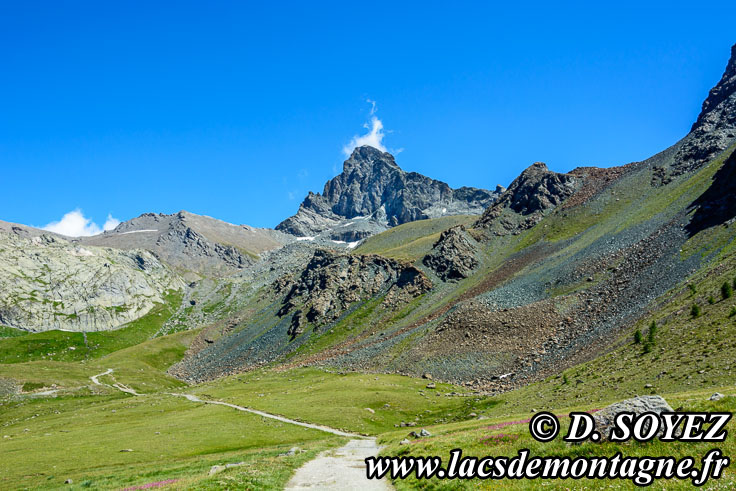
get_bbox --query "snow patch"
[347,241,360,249]
[118,229,159,235]
[296,236,315,241]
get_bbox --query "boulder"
[593,395,673,441]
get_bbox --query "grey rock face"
[0,231,183,332]
[277,249,432,336]
[277,146,501,240]
[475,162,579,234]
[673,44,736,175]
[593,395,674,441]
[422,226,479,281]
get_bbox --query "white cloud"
[103,214,120,231]
[342,100,388,156]
[42,209,120,237]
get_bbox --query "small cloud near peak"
[342,100,388,156]
[42,209,120,237]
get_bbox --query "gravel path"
[168,392,360,438]
[285,438,392,490]
[89,368,143,396]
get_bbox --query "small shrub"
[688,284,697,295]
[691,304,701,318]
[562,374,568,385]
[647,321,657,345]
[729,306,736,318]
[722,281,733,300]
[634,329,643,344]
[642,342,653,354]
[21,382,45,392]
[708,296,715,305]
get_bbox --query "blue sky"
[1,2,735,233]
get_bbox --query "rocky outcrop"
[0,232,183,332]
[82,211,288,276]
[475,162,579,234]
[277,146,501,240]
[277,249,432,335]
[422,226,479,281]
[672,44,736,175]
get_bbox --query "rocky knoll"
[277,146,501,240]
[0,231,182,332]
[277,249,432,336]
[82,211,288,277]
[672,43,736,175]
[474,162,579,235]
[422,226,480,281]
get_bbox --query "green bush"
[722,281,733,300]
[634,329,643,344]
[730,306,736,318]
[708,296,715,305]
[688,284,697,295]
[642,342,653,354]
[691,304,701,318]
[647,321,657,344]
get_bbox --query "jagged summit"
[673,43,736,174]
[277,145,503,241]
[691,43,736,132]
[341,145,400,173]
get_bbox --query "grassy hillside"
[0,391,342,489]
[355,215,475,261]
[191,367,500,435]
[0,291,182,364]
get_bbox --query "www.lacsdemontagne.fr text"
[366,448,729,486]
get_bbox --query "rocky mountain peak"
[673,44,736,175]
[277,147,502,240]
[342,145,400,173]
[692,43,736,132]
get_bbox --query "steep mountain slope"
[174,44,736,389]
[82,211,289,277]
[0,231,183,332]
[277,146,503,241]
